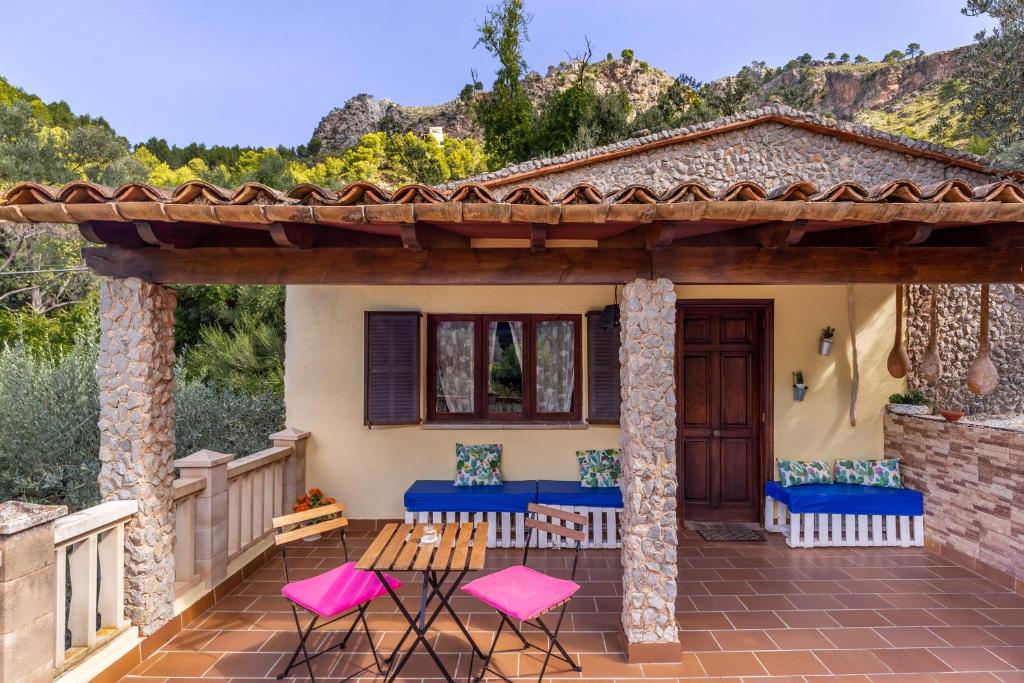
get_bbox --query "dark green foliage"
[473,0,536,167]
[533,78,631,156]
[173,284,284,352]
[883,49,906,62]
[175,379,285,458]
[766,68,820,110]
[905,43,925,59]
[957,0,1024,165]
[889,390,930,405]
[855,54,870,63]
[620,48,634,62]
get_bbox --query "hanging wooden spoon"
[887,284,911,378]
[919,285,943,382]
[967,284,998,395]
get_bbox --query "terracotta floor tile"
[767,627,833,650]
[876,608,944,626]
[987,626,1024,646]
[677,611,732,630]
[679,629,722,651]
[755,649,830,675]
[200,629,273,652]
[814,649,891,675]
[831,610,893,628]
[777,610,841,628]
[711,629,776,651]
[724,610,787,629]
[696,651,768,677]
[820,627,891,649]
[982,609,1024,626]
[135,652,220,677]
[989,646,1024,669]
[872,647,952,674]
[930,608,999,626]
[691,594,746,611]
[641,652,705,678]
[740,594,796,611]
[932,625,1007,646]
[876,626,948,648]
[930,646,1016,672]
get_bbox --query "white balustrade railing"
[226,446,290,561]
[53,499,138,672]
[172,477,206,588]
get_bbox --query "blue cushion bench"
[764,481,924,548]
[403,479,537,513]
[403,479,623,549]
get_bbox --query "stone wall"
[884,414,1024,589]
[618,278,679,654]
[495,121,996,196]
[906,284,1024,416]
[97,278,177,635]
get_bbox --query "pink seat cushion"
[461,565,580,622]
[281,561,401,618]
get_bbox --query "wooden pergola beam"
[82,245,1024,285]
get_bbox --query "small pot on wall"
[793,384,809,401]
[819,327,835,356]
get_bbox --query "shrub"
[0,335,285,511]
[888,390,929,405]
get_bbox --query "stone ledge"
[893,411,1024,435]
[0,501,66,535]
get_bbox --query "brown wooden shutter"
[586,311,621,424]
[364,311,421,426]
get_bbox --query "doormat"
[697,526,766,542]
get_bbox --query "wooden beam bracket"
[269,222,316,249]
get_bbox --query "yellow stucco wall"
[284,284,904,518]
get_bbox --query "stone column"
[174,450,232,589]
[0,501,66,683]
[272,428,310,510]
[97,278,176,636]
[618,278,680,662]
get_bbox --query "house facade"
[1,104,1022,676]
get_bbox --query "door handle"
[712,429,721,438]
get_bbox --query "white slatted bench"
[403,480,623,549]
[763,481,924,548]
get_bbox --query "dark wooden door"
[677,303,764,522]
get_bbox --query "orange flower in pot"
[293,487,337,541]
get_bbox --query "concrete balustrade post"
[97,277,177,636]
[0,501,66,683]
[271,428,311,511]
[617,278,680,663]
[174,450,232,589]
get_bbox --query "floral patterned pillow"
[834,459,873,484]
[454,443,503,486]
[576,449,622,487]
[777,459,832,487]
[867,458,903,488]
[803,460,834,484]
[777,459,809,487]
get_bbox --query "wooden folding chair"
[461,503,586,682]
[272,503,400,682]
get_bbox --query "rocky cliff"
[311,48,970,157]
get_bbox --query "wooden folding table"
[356,522,488,683]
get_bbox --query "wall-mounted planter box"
[887,403,929,416]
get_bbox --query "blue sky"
[0,1,994,148]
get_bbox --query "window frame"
[426,313,582,422]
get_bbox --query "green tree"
[854,54,870,63]
[63,124,133,182]
[620,48,634,62]
[825,52,837,63]
[839,53,851,64]
[473,0,536,167]
[957,0,1024,165]
[883,49,906,62]
[0,101,74,186]
[905,42,925,59]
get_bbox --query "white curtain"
[536,321,575,413]
[436,321,474,413]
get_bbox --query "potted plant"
[819,326,836,356]
[887,390,931,416]
[793,371,808,401]
[293,487,337,541]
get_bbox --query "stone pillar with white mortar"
[618,278,680,662]
[97,277,177,636]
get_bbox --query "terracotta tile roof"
[1,178,1022,229]
[443,104,1022,189]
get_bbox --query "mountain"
[310,47,972,158]
[311,57,675,157]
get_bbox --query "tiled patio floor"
[124,524,1024,682]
